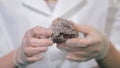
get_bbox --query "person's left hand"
[56,24,110,62]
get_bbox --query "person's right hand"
[14,26,53,67]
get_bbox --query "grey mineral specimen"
[51,18,79,43]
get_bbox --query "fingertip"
[66,54,89,62]
[46,28,53,37]
[39,47,48,52]
[66,55,75,62]
[66,38,78,44]
[44,39,53,46]
[27,56,43,62]
[66,53,71,58]
[66,38,88,47]
[66,55,71,60]
[74,24,94,34]
[49,40,54,46]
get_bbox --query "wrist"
[97,42,117,61]
[96,42,120,68]
[14,48,28,68]
[95,41,110,60]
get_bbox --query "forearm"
[97,42,120,68]
[0,50,18,68]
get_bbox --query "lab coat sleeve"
[0,11,14,57]
[109,5,120,51]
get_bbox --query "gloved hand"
[14,26,53,67]
[57,24,110,62]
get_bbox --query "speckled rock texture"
[51,18,79,43]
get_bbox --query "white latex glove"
[57,24,110,62]
[14,26,53,67]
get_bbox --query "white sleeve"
[109,5,120,51]
[0,11,14,57]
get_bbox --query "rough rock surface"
[51,18,79,43]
